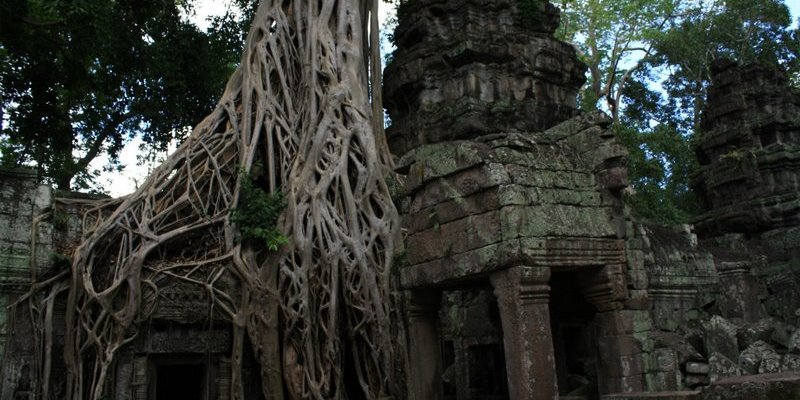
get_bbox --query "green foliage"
[648,0,799,131]
[556,0,798,224]
[232,173,288,252]
[556,0,682,117]
[615,122,700,225]
[0,0,246,190]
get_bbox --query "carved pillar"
[217,356,232,400]
[491,265,557,400]
[584,264,648,394]
[132,355,148,400]
[405,290,443,400]
[716,261,765,322]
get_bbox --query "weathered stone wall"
[695,59,800,235]
[384,0,586,156]
[0,168,54,400]
[627,222,800,394]
[396,112,627,288]
[0,169,247,400]
[614,59,800,397]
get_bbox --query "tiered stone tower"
[384,0,586,155]
[694,59,800,235]
[385,1,650,398]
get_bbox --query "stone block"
[626,266,649,290]
[703,315,740,361]
[770,320,795,349]
[407,163,508,212]
[737,318,777,349]
[619,374,646,392]
[405,211,501,265]
[708,352,743,383]
[759,349,782,374]
[598,335,643,359]
[684,374,709,388]
[650,348,679,373]
[651,331,705,365]
[648,370,682,392]
[597,310,652,337]
[625,290,651,310]
[700,372,800,400]
[685,362,710,375]
[739,341,775,374]
[781,353,800,372]
[500,204,616,240]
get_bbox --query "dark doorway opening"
[155,362,206,400]
[550,271,599,399]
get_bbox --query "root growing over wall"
[11,1,399,399]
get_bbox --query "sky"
[95,0,800,197]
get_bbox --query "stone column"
[716,261,765,322]
[132,355,148,400]
[595,310,648,393]
[405,290,443,400]
[580,264,649,394]
[490,265,558,400]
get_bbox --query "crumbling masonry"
[383,0,800,399]
[2,0,800,399]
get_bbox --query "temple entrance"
[439,290,508,400]
[150,356,211,400]
[550,271,599,399]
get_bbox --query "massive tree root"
[13,0,399,399]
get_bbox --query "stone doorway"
[149,356,214,400]
[439,290,508,400]
[550,271,600,399]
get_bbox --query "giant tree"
[620,0,800,223]
[12,0,398,399]
[555,0,683,122]
[0,0,242,190]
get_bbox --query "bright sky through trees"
[93,0,393,196]
[95,0,800,197]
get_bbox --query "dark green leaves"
[231,174,288,252]
[0,0,247,190]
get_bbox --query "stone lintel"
[401,237,624,289]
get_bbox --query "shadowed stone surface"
[694,60,800,235]
[700,372,800,400]
[384,0,586,156]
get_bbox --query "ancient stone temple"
[694,59,800,235]
[385,0,647,398]
[0,169,262,400]
[4,1,800,400]
[384,2,800,400]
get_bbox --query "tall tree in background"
[556,0,682,123]
[652,0,799,133]
[623,0,799,223]
[557,0,799,223]
[0,0,244,190]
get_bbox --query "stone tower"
[384,0,587,155]
[695,59,800,235]
[385,1,646,399]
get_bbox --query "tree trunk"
[17,1,399,400]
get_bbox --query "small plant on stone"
[231,171,288,252]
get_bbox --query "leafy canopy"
[558,0,799,224]
[0,0,247,190]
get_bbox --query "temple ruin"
[2,0,800,399]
